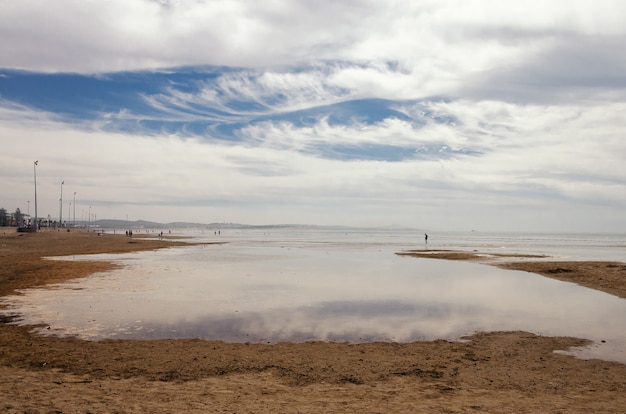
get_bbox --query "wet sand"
[1,231,625,413]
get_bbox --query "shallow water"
[2,228,626,363]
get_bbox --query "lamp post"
[33,161,38,232]
[59,181,64,227]
[73,192,76,227]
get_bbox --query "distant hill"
[84,219,244,229]
[77,220,400,232]
[81,219,339,230]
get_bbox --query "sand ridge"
[398,249,626,298]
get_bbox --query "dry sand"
[1,231,625,413]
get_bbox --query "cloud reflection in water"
[2,234,626,363]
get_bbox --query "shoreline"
[1,230,625,412]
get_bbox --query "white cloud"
[4,95,625,232]
[3,1,625,101]
[2,1,626,231]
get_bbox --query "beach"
[1,231,625,413]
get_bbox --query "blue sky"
[1,0,625,232]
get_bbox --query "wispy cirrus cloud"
[1,93,625,230]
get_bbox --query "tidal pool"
[2,229,625,363]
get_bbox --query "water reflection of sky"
[2,230,626,363]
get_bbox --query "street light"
[59,180,64,227]
[73,192,76,227]
[33,161,38,232]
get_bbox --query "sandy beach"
[1,231,625,413]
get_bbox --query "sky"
[1,0,625,232]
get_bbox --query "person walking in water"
[425,233,428,248]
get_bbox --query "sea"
[2,227,625,363]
